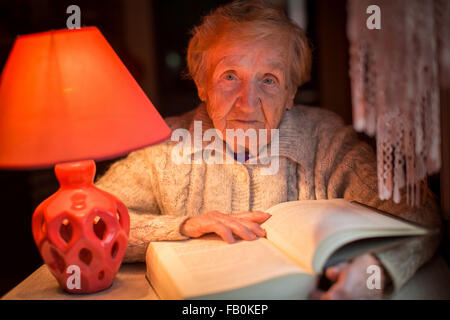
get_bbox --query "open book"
[145,199,432,299]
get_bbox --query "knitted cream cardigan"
[95,103,441,294]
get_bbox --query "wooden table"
[3,255,450,300]
[1,263,158,300]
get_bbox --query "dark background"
[0,0,444,297]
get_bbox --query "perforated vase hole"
[93,216,106,240]
[116,209,121,225]
[50,247,66,273]
[111,241,119,259]
[79,248,93,266]
[40,217,47,234]
[59,219,73,243]
[98,270,105,280]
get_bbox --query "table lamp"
[0,27,171,293]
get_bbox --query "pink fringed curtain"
[347,0,449,206]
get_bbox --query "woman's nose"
[236,81,261,111]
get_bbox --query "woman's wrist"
[179,217,192,237]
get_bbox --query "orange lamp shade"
[0,27,171,294]
[0,27,171,169]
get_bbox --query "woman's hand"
[180,210,271,243]
[309,253,390,300]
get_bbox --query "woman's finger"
[236,219,266,237]
[222,218,257,241]
[210,221,235,243]
[213,213,259,240]
[325,262,349,282]
[320,280,349,300]
[234,211,271,224]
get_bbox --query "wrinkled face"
[199,36,297,153]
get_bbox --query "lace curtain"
[347,0,449,206]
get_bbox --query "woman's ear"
[286,87,298,110]
[197,87,206,101]
[196,80,207,102]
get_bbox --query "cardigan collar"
[183,103,312,165]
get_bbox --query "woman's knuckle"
[213,220,223,229]
[250,221,261,229]
[203,212,213,219]
[236,222,250,233]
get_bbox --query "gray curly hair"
[186,0,312,94]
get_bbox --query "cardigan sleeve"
[315,122,442,296]
[95,146,189,263]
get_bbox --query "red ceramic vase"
[32,160,130,293]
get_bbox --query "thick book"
[145,199,433,299]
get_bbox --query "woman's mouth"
[231,120,260,125]
[226,119,265,131]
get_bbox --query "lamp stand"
[31,160,130,293]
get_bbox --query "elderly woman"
[95,0,441,299]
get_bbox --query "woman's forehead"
[215,54,285,71]
[210,39,288,70]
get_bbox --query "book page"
[262,199,426,273]
[146,235,308,299]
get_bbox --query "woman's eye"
[224,74,236,81]
[263,77,275,85]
